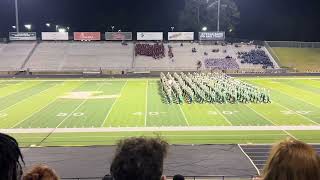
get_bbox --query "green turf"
[272,47,320,71]
[0,77,319,147]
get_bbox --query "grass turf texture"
[0,77,319,147]
[272,48,320,72]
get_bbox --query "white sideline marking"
[178,105,190,126]
[0,83,60,113]
[2,126,320,134]
[101,81,128,127]
[144,80,148,127]
[238,144,261,175]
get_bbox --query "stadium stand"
[238,49,274,69]
[133,42,202,71]
[25,42,133,72]
[135,43,165,59]
[0,42,36,71]
[204,58,239,70]
[0,41,278,73]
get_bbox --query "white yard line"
[273,101,320,125]
[101,81,128,127]
[245,104,278,126]
[245,104,299,139]
[265,84,320,109]
[56,83,105,129]
[178,104,190,126]
[282,130,298,140]
[0,83,60,113]
[144,80,148,127]
[238,144,261,175]
[11,82,84,128]
[211,104,233,125]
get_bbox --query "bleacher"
[25,42,133,72]
[0,42,36,71]
[0,41,280,73]
[133,42,201,71]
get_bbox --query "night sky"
[0,0,320,41]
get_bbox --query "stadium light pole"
[170,26,175,32]
[217,0,221,31]
[14,0,20,32]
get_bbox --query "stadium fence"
[60,175,257,180]
[266,41,320,48]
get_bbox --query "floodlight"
[58,28,66,33]
[24,24,32,30]
[202,26,208,31]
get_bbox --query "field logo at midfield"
[60,91,120,100]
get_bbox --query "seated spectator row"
[135,43,165,59]
[205,58,240,70]
[1,132,320,180]
[238,50,274,69]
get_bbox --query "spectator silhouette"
[0,133,24,180]
[110,137,169,180]
[262,138,320,180]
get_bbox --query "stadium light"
[202,26,208,31]
[111,26,115,32]
[58,28,66,33]
[170,26,175,32]
[12,26,16,29]
[118,29,122,32]
[46,23,51,27]
[24,24,32,31]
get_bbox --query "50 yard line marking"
[144,80,148,127]
[101,81,128,127]
[57,82,105,128]
[11,82,85,128]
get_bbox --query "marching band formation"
[160,72,271,104]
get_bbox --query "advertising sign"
[168,32,194,40]
[9,32,37,41]
[199,32,225,41]
[74,32,101,41]
[105,32,132,41]
[137,32,163,41]
[41,32,68,40]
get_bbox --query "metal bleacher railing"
[60,175,257,180]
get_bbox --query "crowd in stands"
[1,132,320,180]
[238,50,274,69]
[205,58,240,70]
[135,43,165,59]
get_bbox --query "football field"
[1,77,320,147]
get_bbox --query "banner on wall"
[105,32,132,41]
[74,32,101,41]
[41,32,68,40]
[168,32,194,40]
[137,32,163,41]
[199,32,225,41]
[9,32,37,41]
